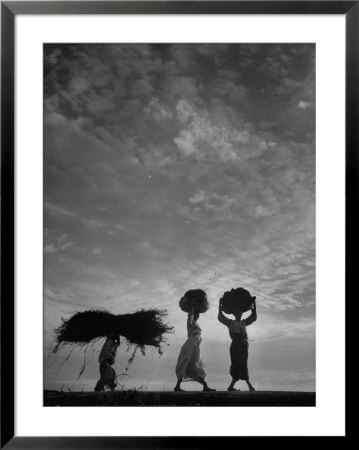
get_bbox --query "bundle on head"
[220,287,255,314]
[53,308,173,354]
[179,289,209,314]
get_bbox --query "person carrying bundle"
[174,289,215,392]
[218,288,257,392]
[94,332,120,392]
[53,308,173,386]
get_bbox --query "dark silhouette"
[94,332,120,392]
[174,299,215,392]
[218,295,257,391]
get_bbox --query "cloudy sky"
[44,44,315,392]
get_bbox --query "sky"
[44,44,315,392]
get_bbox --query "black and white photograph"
[43,43,315,407]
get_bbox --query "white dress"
[175,314,206,381]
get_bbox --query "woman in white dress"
[174,307,215,392]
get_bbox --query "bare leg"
[227,378,240,391]
[94,364,106,392]
[109,366,117,391]
[198,377,216,392]
[246,379,255,391]
[94,380,104,392]
[174,378,184,391]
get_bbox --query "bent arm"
[99,338,113,363]
[244,303,257,326]
[218,309,231,326]
[187,309,194,327]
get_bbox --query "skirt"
[230,335,249,381]
[175,335,206,381]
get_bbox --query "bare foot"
[249,386,255,392]
[203,386,216,392]
[174,386,185,392]
[227,387,240,391]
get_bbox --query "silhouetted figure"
[174,306,215,392]
[218,298,257,391]
[94,332,120,392]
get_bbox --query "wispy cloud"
[44,44,315,392]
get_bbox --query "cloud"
[174,100,267,163]
[298,100,311,110]
[45,202,105,230]
[144,98,173,122]
[45,233,73,254]
[43,44,315,392]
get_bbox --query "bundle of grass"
[179,289,209,313]
[53,308,173,355]
[220,287,256,314]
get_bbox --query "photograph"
[43,43,316,407]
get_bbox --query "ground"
[44,390,315,406]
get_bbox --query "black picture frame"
[1,1,355,447]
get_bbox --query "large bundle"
[53,308,173,354]
[179,289,209,314]
[220,287,256,314]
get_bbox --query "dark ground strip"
[44,390,315,406]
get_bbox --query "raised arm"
[99,337,113,362]
[244,298,257,326]
[187,306,194,327]
[218,300,231,326]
